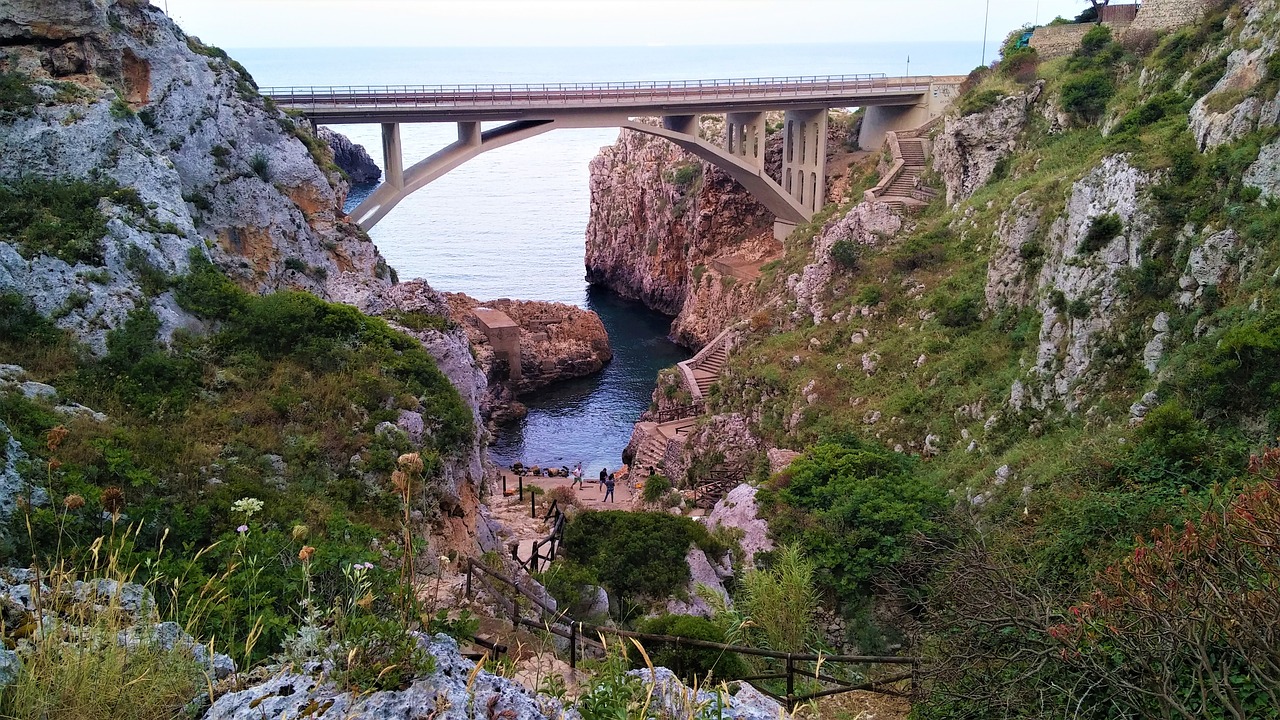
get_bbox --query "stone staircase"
[631,418,698,474]
[677,327,733,403]
[874,137,928,211]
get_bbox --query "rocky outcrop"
[443,293,612,397]
[0,0,390,352]
[934,82,1043,205]
[665,546,733,618]
[787,200,901,325]
[204,634,568,720]
[985,155,1154,412]
[318,126,382,184]
[357,280,492,555]
[631,668,785,720]
[663,413,763,485]
[585,122,777,329]
[707,484,773,570]
[1187,0,1280,149]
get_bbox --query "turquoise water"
[231,43,981,467]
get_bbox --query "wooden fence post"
[531,490,537,518]
[518,475,524,500]
[465,560,472,599]
[786,653,795,711]
[570,622,578,670]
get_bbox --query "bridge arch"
[346,116,810,232]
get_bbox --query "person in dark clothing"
[599,467,608,490]
[603,472,616,502]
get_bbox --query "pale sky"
[158,0,1086,49]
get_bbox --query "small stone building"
[1029,0,1212,60]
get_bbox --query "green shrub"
[124,246,169,297]
[830,239,859,271]
[640,473,672,503]
[634,614,747,683]
[249,152,271,181]
[562,511,719,602]
[892,234,947,272]
[758,438,943,603]
[538,560,603,618]
[1061,70,1116,123]
[856,285,883,306]
[109,97,134,120]
[0,292,62,346]
[1178,312,1280,427]
[664,161,702,189]
[0,71,38,114]
[935,294,983,329]
[0,178,120,265]
[1079,213,1123,253]
[959,89,1005,117]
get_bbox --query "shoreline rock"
[317,126,382,184]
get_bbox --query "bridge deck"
[265,74,933,124]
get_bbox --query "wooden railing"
[652,403,702,424]
[462,557,921,710]
[691,466,748,509]
[511,497,567,574]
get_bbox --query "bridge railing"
[262,73,932,109]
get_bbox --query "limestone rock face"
[984,193,1044,311]
[585,122,777,344]
[707,484,774,570]
[663,413,762,486]
[630,668,784,720]
[1188,0,1280,149]
[665,546,731,618]
[444,293,612,397]
[1245,140,1280,199]
[0,0,390,351]
[787,200,900,325]
[203,635,570,720]
[934,82,1043,205]
[358,280,491,554]
[318,126,382,184]
[1019,156,1154,411]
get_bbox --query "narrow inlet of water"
[488,285,690,473]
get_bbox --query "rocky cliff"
[0,0,391,353]
[318,126,382,184]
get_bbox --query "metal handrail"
[261,73,931,110]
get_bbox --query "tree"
[1079,0,1111,23]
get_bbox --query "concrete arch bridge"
[266,74,962,237]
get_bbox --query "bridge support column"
[782,109,828,215]
[458,121,481,147]
[662,115,698,136]
[725,112,765,169]
[381,122,404,190]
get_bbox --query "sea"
[230,43,986,471]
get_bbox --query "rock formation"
[441,293,612,423]
[318,126,382,184]
[0,0,390,352]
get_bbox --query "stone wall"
[1030,24,1097,59]
[1128,0,1212,34]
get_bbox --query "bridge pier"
[662,115,698,136]
[458,121,481,147]
[381,122,404,190]
[782,109,828,215]
[725,112,765,169]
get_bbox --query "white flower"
[232,497,264,517]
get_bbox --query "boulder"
[317,127,382,184]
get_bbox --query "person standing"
[571,464,583,489]
[604,472,616,503]
[599,467,608,492]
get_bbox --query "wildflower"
[356,592,374,610]
[292,524,309,541]
[237,524,249,534]
[101,487,125,514]
[362,562,375,570]
[299,546,316,563]
[438,555,450,564]
[63,494,86,510]
[232,497,264,517]
[397,452,424,474]
[47,458,63,471]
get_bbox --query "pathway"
[874,136,929,212]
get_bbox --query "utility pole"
[981,0,992,66]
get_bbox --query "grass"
[0,178,143,266]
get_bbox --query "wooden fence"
[510,498,567,574]
[462,558,920,710]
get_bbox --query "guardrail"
[462,557,921,710]
[262,73,932,110]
